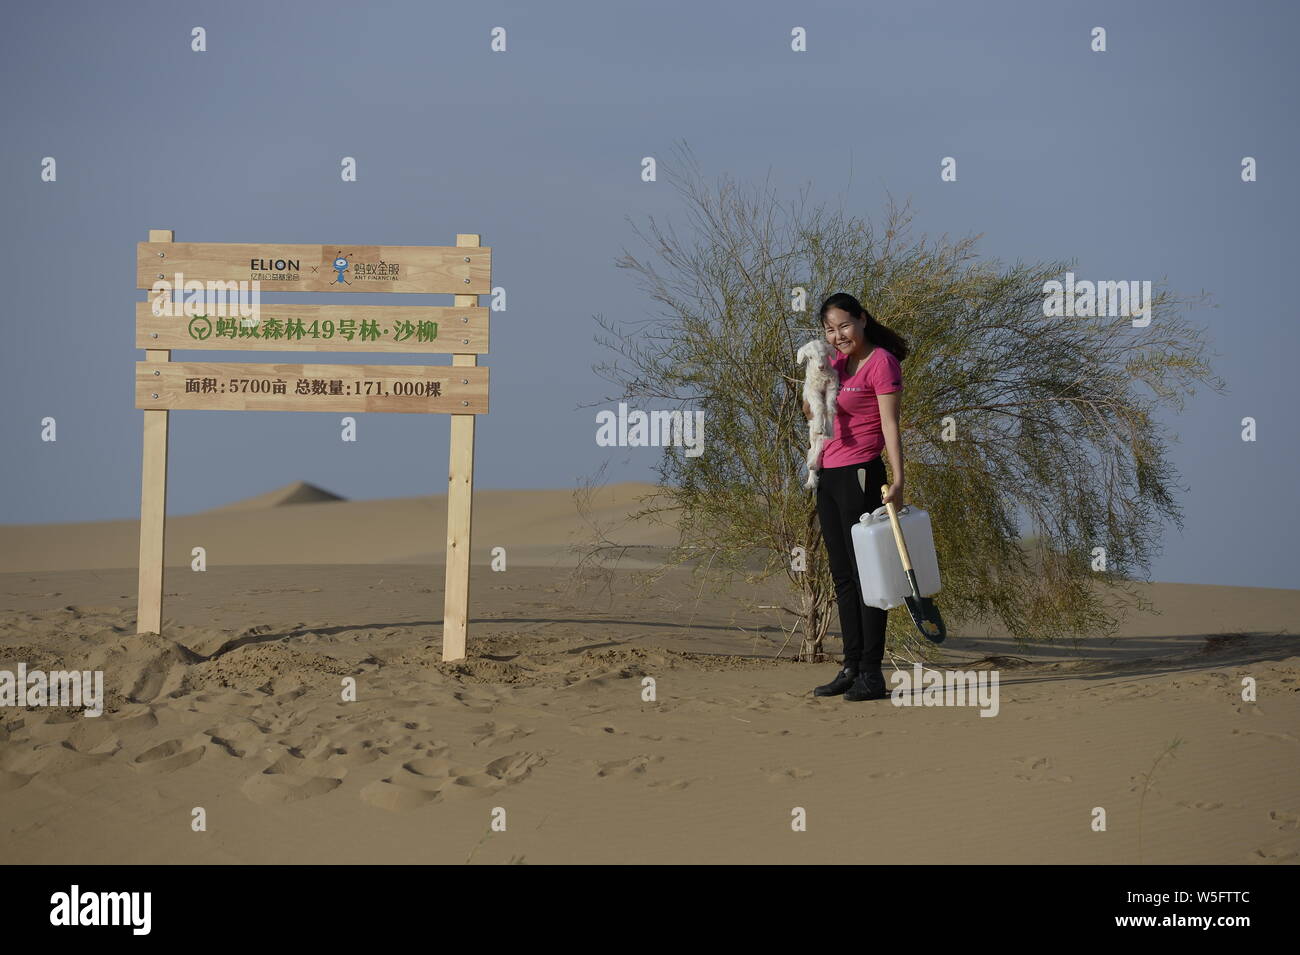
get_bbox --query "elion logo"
[49,886,151,935]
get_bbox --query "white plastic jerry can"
[850,504,942,610]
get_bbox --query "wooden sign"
[135,302,490,354]
[135,230,488,663]
[138,242,491,294]
[135,361,489,414]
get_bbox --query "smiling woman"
[805,292,910,703]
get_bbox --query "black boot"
[844,666,888,702]
[813,665,859,697]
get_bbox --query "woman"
[802,293,909,702]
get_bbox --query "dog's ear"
[798,339,822,360]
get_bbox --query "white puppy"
[796,339,840,489]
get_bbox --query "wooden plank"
[136,361,488,414]
[138,242,490,294]
[442,234,480,663]
[135,301,490,354]
[137,229,172,636]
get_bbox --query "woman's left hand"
[881,482,906,510]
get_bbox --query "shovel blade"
[904,595,946,644]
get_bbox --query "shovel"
[880,484,946,643]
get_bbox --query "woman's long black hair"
[818,292,909,363]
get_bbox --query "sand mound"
[208,481,346,511]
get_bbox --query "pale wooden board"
[135,361,489,414]
[136,301,490,354]
[137,242,491,294]
[442,234,481,662]
[137,229,172,636]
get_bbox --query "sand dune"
[0,481,672,573]
[205,481,347,511]
[0,484,1296,864]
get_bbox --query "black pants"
[816,456,889,671]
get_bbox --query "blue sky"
[2,0,1297,589]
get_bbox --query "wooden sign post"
[135,230,490,662]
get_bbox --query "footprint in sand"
[1011,755,1074,784]
[352,738,450,767]
[864,768,907,780]
[25,711,80,743]
[105,708,161,739]
[358,777,441,812]
[65,719,121,756]
[198,720,269,758]
[131,739,206,775]
[240,751,346,805]
[280,736,341,760]
[187,690,262,714]
[453,752,545,793]
[568,722,620,738]
[201,733,248,759]
[1268,810,1299,832]
[1231,728,1297,744]
[1250,841,1298,862]
[356,717,434,736]
[6,741,113,776]
[1174,800,1225,812]
[329,746,385,767]
[471,722,533,747]
[760,766,815,783]
[452,690,498,713]
[0,769,35,791]
[592,754,664,779]
[359,751,546,812]
[270,687,311,704]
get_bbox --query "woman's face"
[822,307,864,355]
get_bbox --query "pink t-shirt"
[819,345,903,468]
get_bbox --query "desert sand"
[0,481,1296,864]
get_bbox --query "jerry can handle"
[860,504,909,523]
